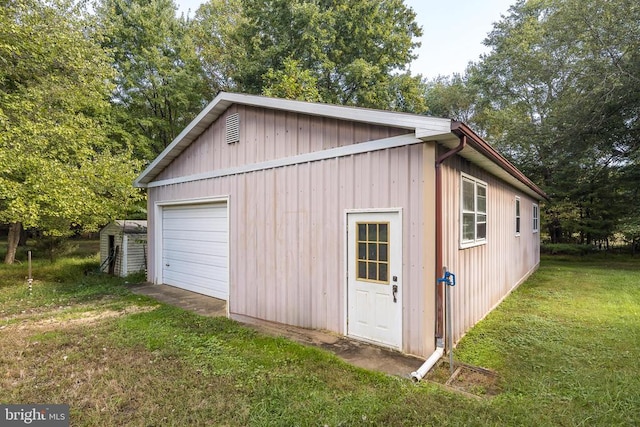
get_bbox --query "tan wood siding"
[100,223,124,275]
[125,234,147,275]
[440,152,541,345]
[148,143,433,357]
[154,106,410,181]
[99,228,110,269]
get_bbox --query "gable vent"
[226,113,240,144]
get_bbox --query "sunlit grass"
[456,255,640,425]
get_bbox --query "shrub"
[540,243,595,255]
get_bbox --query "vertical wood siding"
[148,142,432,357]
[440,153,541,344]
[125,234,148,275]
[100,223,123,275]
[154,106,410,181]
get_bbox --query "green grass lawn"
[1,251,639,426]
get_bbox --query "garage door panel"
[162,239,227,255]
[165,261,227,281]
[162,249,226,267]
[163,271,227,299]
[163,206,227,219]
[163,254,226,271]
[162,217,226,232]
[163,229,227,243]
[161,203,229,300]
[164,268,227,285]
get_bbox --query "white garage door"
[161,203,228,300]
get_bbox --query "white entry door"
[347,211,402,349]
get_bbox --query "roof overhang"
[422,122,548,201]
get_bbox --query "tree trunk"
[4,222,22,264]
[18,226,28,246]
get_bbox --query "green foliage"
[191,0,247,93]
[194,0,425,111]
[262,58,321,102]
[424,71,483,125]
[540,243,595,255]
[32,237,78,262]
[0,0,142,242]
[429,0,640,243]
[96,0,211,160]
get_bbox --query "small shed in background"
[99,220,147,277]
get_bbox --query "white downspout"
[410,340,444,382]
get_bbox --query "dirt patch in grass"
[1,301,157,328]
[0,304,159,390]
[425,360,501,399]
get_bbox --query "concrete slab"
[130,284,227,317]
[130,284,424,379]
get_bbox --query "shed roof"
[134,92,547,201]
[108,220,147,234]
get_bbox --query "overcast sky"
[175,0,515,80]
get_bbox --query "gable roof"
[134,92,547,200]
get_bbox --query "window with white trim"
[515,197,521,235]
[533,204,539,233]
[461,174,487,247]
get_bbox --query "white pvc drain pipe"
[410,345,444,382]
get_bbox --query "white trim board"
[144,132,448,189]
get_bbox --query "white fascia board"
[415,128,455,141]
[224,93,452,131]
[134,92,232,187]
[146,132,435,188]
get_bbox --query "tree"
[466,0,640,243]
[262,57,322,102]
[193,0,426,112]
[424,70,487,128]
[0,0,142,264]
[190,0,247,93]
[96,0,211,161]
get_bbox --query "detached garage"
[134,92,547,362]
[157,202,229,300]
